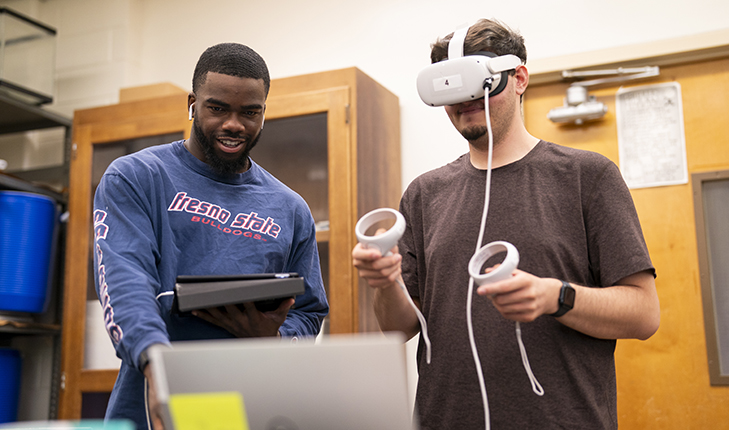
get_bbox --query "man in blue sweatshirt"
[93,43,329,429]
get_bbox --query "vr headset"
[416,25,523,107]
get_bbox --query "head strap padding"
[448,26,469,60]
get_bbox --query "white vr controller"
[416,25,522,107]
[468,241,519,286]
[355,208,406,256]
[356,208,433,364]
[356,208,518,285]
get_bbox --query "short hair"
[192,43,270,96]
[430,19,527,66]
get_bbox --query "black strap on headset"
[470,51,510,97]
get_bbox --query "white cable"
[156,291,174,300]
[467,80,544,430]
[397,278,432,364]
[145,377,152,430]
[467,86,495,430]
[467,275,491,429]
[516,322,545,396]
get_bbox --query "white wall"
[3,0,729,187]
[0,0,142,171]
[133,0,729,188]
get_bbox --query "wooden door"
[523,56,729,429]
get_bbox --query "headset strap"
[448,25,469,60]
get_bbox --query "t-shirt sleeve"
[583,161,655,287]
[399,182,422,299]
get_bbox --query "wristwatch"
[550,280,575,317]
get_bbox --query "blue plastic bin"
[0,191,57,313]
[0,348,21,423]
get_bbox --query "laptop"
[148,332,418,430]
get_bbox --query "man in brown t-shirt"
[353,18,659,430]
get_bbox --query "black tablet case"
[173,273,305,313]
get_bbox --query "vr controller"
[416,26,522,107]
[468,241,519,286]
[355,208,406,256]
[356,208,433,364]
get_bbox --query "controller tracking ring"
[355,208,406,256]
[468,241,519,286]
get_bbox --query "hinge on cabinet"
[71,143,78,161]
[345,104,351,124]
[60,372,66,390]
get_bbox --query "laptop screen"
[149,333,418,430]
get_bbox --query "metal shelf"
[0,93,70,421]
[0,92,71,198]
[0,318,61,335]
[0,92,70,135]
[0,172,65,202]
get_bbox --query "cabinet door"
[259,87,354,334]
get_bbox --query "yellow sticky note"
[169,391,249,430]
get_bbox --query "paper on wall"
[616,82,688,189]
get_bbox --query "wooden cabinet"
[58,68,401,418]
[264,67,402,334]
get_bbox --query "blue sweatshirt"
[93,140,329,429]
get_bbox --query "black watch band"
[549,280,575,317]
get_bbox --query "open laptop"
[149,333,418,430]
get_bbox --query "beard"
[193,119,262,176]
[462,94,516,150]
[460,125,488,142]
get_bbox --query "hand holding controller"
[468,241,519,285]
[355,208,406,256]
[355,208,432,363]
[468,240,544,398]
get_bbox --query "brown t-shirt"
[400,141,654,430]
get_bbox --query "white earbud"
[188,103,194,121]
[468,241,519,285]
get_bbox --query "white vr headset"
[416,25,522,107]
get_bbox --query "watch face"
[563,285,576,308]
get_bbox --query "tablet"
[172,273,304,313]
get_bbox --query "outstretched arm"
[476,269,659,340]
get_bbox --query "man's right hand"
[352,235,421,338]
[192,298,294,338]
[352,228,403,290]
